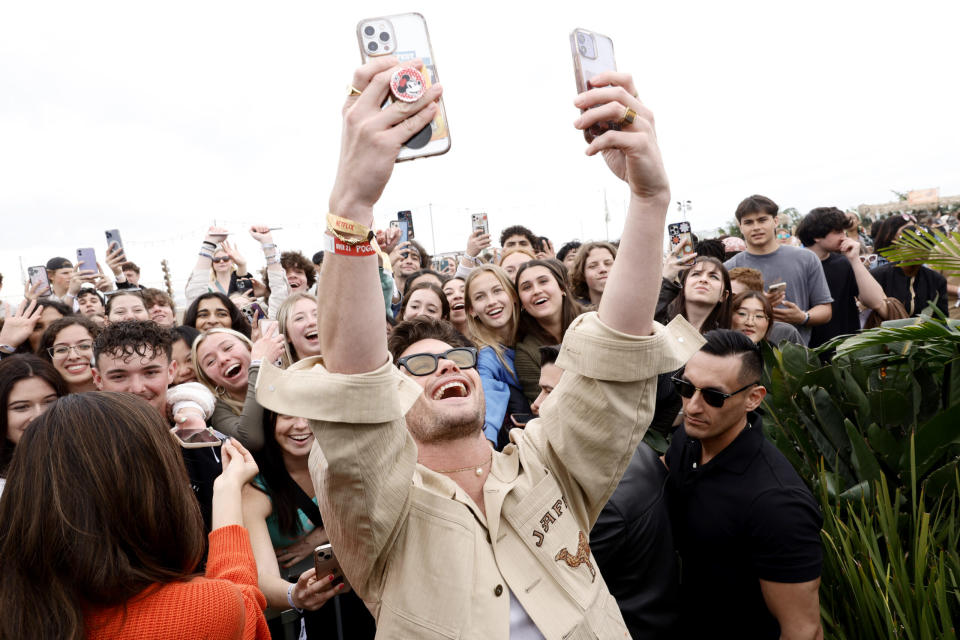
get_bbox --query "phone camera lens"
[364,25,375,36]
[579,45,587,55]
[577,32,586,43]
[367,41,378,52]
[379,31,390,42]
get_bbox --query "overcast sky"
[2,0,958,305]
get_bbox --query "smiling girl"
[37,316,101,394]
[464,264,531,448]
[513,260,585,403]
[192,327,285,451]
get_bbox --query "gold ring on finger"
[347,85,362,97]
[619,106,638,126]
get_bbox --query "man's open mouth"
[433,381,467,400]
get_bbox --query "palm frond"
[834,318,960,359]
[880,227,960,274]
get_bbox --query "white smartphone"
[767,282,787,294]
[570,28,618,143]
[357,13,451,161]
[27,265,52,296]
[471,212,489,236]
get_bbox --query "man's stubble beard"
[405,395,486,445]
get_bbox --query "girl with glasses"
[729,291,774,344]
[37,316,101,394]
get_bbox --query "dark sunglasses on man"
[398,347,478,376]
[670,376,759,408]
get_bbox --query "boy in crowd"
[92,320,220,530]
[795,207,888,348]
[724,195,833,344]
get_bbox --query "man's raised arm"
[320,57,442,374]
[574,71,671,337]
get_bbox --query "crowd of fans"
[1,63,956,640]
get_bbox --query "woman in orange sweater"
[0,392,291,639]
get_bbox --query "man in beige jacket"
[257,56,703,639]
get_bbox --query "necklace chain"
[434,452,493,474]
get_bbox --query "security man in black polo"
[665,330,823,640]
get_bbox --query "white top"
[510,591,545,640]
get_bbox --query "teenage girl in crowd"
[0,393,271,639]
[0,299,73,356]
[0,355,67,498]
[244,411,376,639]
[513,259,585,404]
[441,276,469,336]
[570,241,617,306]
[729,291,775,344]
[656,256,732,333]
[37,316,101,394]
[397,282,450,322]
[104,290,150,323]
[277,293,322,366]
[184,292,252,338]
[185,225,290,318]
[464,264,531,449]
[192,327,286,451]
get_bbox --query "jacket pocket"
[380,498,474,638]
[506,472,599,609]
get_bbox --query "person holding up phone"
[242,411,375,638]
[255,56,702,639]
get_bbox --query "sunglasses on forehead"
[671,376,759,408]
[397,347,477,376]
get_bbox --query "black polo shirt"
[665,412,823,639]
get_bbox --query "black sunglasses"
[671,376,759,408]
[398,347,478,376]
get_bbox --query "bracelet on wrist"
[202,240,218,250]
[199,251,213,259]
[261,243,277,250]
[286,583,303,613]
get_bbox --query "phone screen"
[171,426,222,447]
[397,211,415,239]
[510,413,535,427]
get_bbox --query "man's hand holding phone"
[329,56,442,226]
[466,230,491,261]
[574,71,669,204]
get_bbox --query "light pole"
[676,200,693,219]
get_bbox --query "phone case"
[397,210,415,238]
[471,212,489,236]
[357,13,450,161]
[76,248,97,273]
[314,544,342,580]
[28,266,51,294]
[667,222,695,256]
[570,28,617,143]
[105,229,123,252]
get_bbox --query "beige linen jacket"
[256,312,702,639]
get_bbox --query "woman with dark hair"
[104,289,149,323]
[656,256,732,333]
[398,282,450,322]
[0,354,67,496]
[171,325,201,385]
[184,292,252,339]
[243,411,376,639]
[570,241,617,306]
[869,214,915,269]
[513,259,585,403]
[441,276,468,336]
[0,392,271,639]
[37,315,101,394]
[729,291,774,344]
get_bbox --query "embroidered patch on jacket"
[554,531,596,583]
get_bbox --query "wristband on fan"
[326,213,373,245]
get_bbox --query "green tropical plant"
[760,313,960,638]
[879,226,960,276]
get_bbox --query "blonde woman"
[192,327,285,452]
[276,292,321,367]
[463,264,531,449]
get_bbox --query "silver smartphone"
[471,212,489,236]
[357,13,451,161]
[27,265,52,296]
[571,28,618,143]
